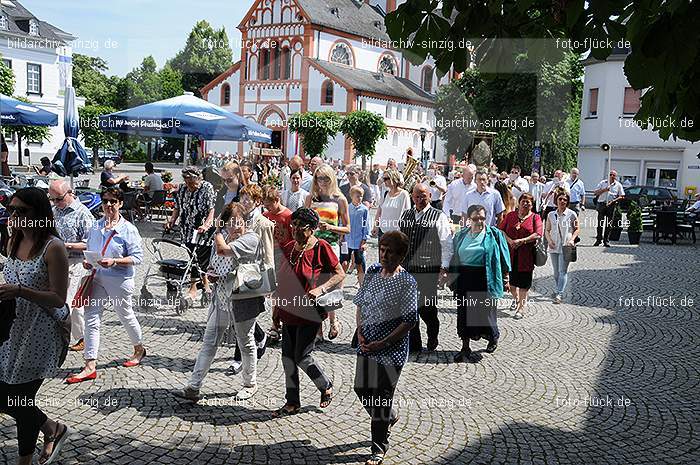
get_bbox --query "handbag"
[0,298,16,344]
[228,240,276,300]
[556,212,578,263]
[72,230,116,309]
[532,215,548,267]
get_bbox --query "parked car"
[620,185,677,210]
[98,149,122,165]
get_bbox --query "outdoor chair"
[143,190,167,221]
[120,191,139,222]
[653,210,696,244]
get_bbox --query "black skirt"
[455,266,500,342]
[509,252,533,289]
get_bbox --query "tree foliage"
[0,57,15,95]
[79,104,117,168]
[72,54,118,107]
[169,20,233,96]
[341,110,388,170]
[288,112,343,158]
[386,0,699,141]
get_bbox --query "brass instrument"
[402,156,420,193]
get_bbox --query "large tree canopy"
[386,0,700,141]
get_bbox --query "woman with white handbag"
[173,202,265,403]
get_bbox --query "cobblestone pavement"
[2,211,699,464]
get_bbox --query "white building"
[201,0,454,166]
[0,0,82,165]
[578,48,700,197]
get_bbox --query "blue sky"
[25,0,250,76]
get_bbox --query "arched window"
[330,43,352,66]
[259,48,271,80]
[392,132,399,147]
[386,104,392,118]
[273,47,281,79]
[281,47,291,79]
[422,67,434,93]
[321,80,334,105]
[221,84,231,105]
[378,55,396,75]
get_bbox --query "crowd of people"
[1,151,619,465]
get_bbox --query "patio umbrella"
[52,87,91,177]
[99,93,272,166]
[0,93,59,126]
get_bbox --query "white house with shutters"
[0,0,81,166]
[577,48,700,197]
[201,0,455,166]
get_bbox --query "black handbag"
[562,245,578,263]
[0,298,17,344]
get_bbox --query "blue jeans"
[550,252,570,295]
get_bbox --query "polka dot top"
[1,238,65,384]
[353,263,418,366]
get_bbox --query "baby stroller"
[140,226,212,315]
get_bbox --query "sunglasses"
[7,205,30,215]
[316,176,331,183]
[49,194,67,202]
[102,198,120,205]
[383,177,390,181]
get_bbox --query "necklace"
[290,240,313,267]
[515,211,530,230]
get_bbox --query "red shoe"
[65,371,96,384]
[123,349,146,367]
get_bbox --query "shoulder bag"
[72,230,116,309]
[557,212,577,263]
[228,239,276,300]
[532,214,548,267]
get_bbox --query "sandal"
[39,422,71,465]
[271,404,300,418]
[365,453,385,465]
[320,388,333,408]
[267,327,281,343]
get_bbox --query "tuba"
[402,156,420,193]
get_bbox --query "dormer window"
[29,19,39,36]
[0,15,7,30]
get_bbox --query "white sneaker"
[228,360,243,375]
[554,294,562,304]
[513,311,524,320]
[235,385,258,401]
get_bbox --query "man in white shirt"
[300,156,323,191]
[542,170,571,221]
[425,163,447,210]
[528,172,545,214]
[507,165,530,200]
[443,164,476,223]
[461,169,506,227]
[567,168,586,214]
[289,155,313,191]
[399,184,453,353]
[280,157,292,192]
[174,149,181,165]
[593,170,625,247]
[686,193,700,214]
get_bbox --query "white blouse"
[547,208,577,253]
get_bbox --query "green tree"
[288,112,343,158]
[169,20,233,96]
[386,0,700,142]
[72,54,119,107]
[341,110,388,170]
[6,96,51,166]
[79,104,117,170]
[0,57,15,95]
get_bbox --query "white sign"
[15,104,39,113]
[184,111,225,121]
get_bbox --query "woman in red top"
[499,193,543,318]
[272,207,345,417]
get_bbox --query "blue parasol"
[52,87,91,177]
[0,93,59,126]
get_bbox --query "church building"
[201,0,455,165]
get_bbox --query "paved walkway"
[2,211,699,464]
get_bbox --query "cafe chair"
[120,191,139,222]
[143,190,167,221]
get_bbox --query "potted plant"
[627,201,643,244]
[609,204,623,241]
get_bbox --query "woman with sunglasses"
[214,161,242,217]
[545,190,580,304]
[0,187,72,465]
[304,164,350,341]
[371,169,410,240]
[271,207,345,417]
[449,204,511,363]
[66,187,146,384]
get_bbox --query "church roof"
[308,59,435,105]
[296,0,389,42]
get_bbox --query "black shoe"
[485,340,498,353]
[409,347,423,355]
[593,240,602,246]
[603,242,611,247]
[427,337,439,351]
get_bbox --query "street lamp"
[601,143,611,178]
[419,127,427,171]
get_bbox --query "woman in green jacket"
[449,204,511,363]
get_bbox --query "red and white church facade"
[201,0,455,165]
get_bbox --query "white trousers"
[68,261,87,344]
[83,277,143,360]
[189,298,258,390]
